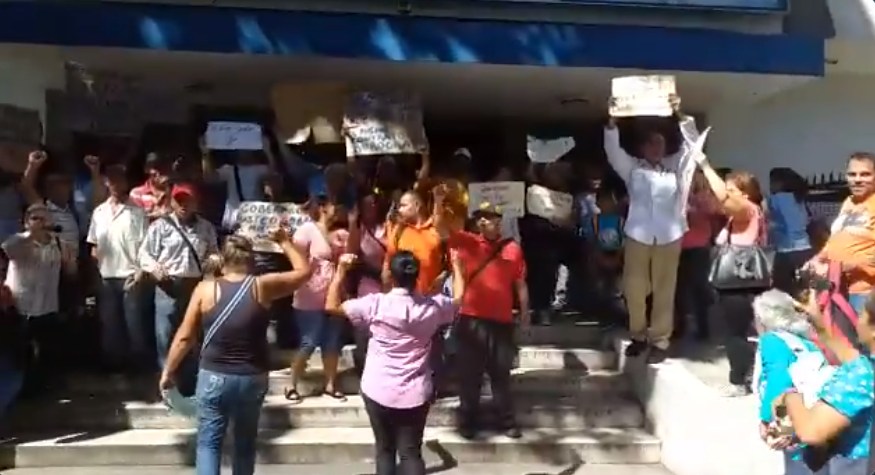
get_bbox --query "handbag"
[709,214,774,290]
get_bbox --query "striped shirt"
[138,214,218,279]
[130,182,171,218]
[2,233,62,317]
[46,200,80,251]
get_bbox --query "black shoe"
[624,340,648,357]
[503,426,522,439]
[647,347,669,364]
[457,425,478,440]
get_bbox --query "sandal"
[284,387,304,404]
[322,388,347,402]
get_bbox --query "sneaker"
[647,347,669,364]
[624,340,648,357]
[718,384,752,398]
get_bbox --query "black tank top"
[200,276,270,375]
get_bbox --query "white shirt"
[87,199,148,278]
[46,199,80,251]
[138,214,219,278]
[603,117,700,245]
[217,164,269,229]
[3,233,62,316]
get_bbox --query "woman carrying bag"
[696,152,772,397]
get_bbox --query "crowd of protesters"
[0,92,871,475]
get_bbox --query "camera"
[796,268,832,292]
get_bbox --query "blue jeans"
[0,356,22,418]
[784,450,869,475]
[295,309,344,355]
[155,279,199,394]
[98,278,151,369]
[196,369,268,475]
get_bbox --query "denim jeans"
[195,369,269,475]
[295,309,345,355]
[98,278,151,370]
[155,278,199,394]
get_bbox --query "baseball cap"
[472,201,502,218]
[171,183,197,200]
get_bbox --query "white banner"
[206,122,263,151]
[527,136,575,163]
[343,91,428,157]
[467,181,525,217]
[526,184,573,220]
[610,75,676,117]
[235,201,311,253]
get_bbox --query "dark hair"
[389,251,420,291]
[850,152,875,167]
[769,167,808,203]
[144,152,170,172]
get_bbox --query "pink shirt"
[682,191,718,249]
[292,222,349,310]
[358,224,387,297]
[716,201,765,246]
[342,289,457,408]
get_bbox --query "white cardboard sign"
[205,121,263,151]
[527,136,575,164]
[467,181,526,218]
[343,91,428,157]
[235,201,311,253]
[526,185,573,220]
[610,75,676,117]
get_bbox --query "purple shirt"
[342,288,457,409]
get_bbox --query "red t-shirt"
[448,231,525,323]
[129,182,170,218]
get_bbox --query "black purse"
[708,217,774,291]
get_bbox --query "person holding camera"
[3,203,77,397]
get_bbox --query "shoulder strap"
[202,276,256,350]
[393,224,406,249]
[232,165,245,202]
[773,331,807,354]
[162,216,203,274]
[467,238,512,285]
[365,226,387,252]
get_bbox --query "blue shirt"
[758,331,823,423]
[767,192,811,253]
[581,214,624,251]
[817,354,875,459]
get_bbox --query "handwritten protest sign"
[0,104,41,173]
[343,91,428,157]
[235,201,311,253]
[468,182,525,217]
[526,185,573,220]
[527,136,575,164]
[206,122,263,151]
[610,75,676,117]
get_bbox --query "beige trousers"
[622,238,683,350]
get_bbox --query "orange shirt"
[448,231,526,323]
[386,219,443,294]
[824,194,875,294]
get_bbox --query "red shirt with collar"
[447,231,525,323]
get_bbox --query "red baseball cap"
[171,183,197,200]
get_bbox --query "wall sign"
[465,0,787,13]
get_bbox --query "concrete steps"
[0,328,664,469]
[9,393,642,431]
[0,427,661,467]
[60,368,629,400]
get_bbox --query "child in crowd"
[581,188,627,327]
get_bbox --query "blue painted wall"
[459,0,787,13]
[0,1,823,76]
